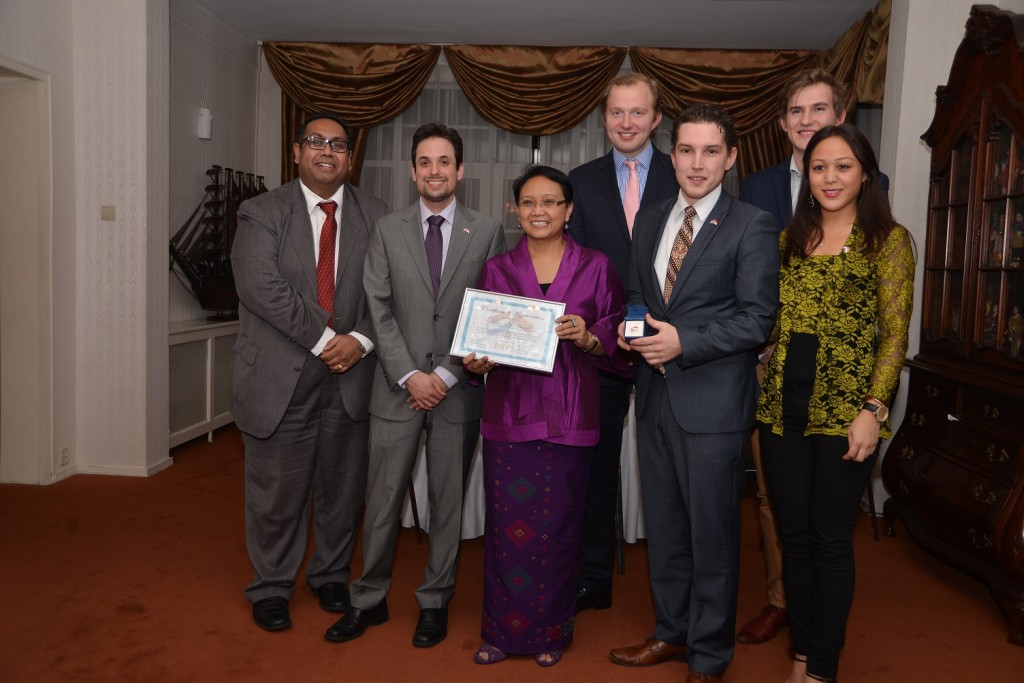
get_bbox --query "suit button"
[426,352,434,360]
[293,366,301,372]
[433,314,440,321]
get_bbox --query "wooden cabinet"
[882,5,1024,646]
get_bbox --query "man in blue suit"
[567,73,679,617]
[736,69,889,646]
[611,104,779,682]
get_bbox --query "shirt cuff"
[310,327,335,356]
[434,366,458,389]
[348,331,373,357]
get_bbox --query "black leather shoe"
[575,587,612,613]
[324,600,389,642]
[315,582,350,613]
[412,607,448,648]
[252,596,291,632]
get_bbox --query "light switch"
[100,205,116,221]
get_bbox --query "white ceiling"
[195,0,880,50]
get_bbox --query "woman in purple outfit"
[464,165,629,667]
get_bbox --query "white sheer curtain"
[360,55,534,248]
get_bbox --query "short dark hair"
[410,122,464,168]
[295,111,352,144]
[671,103,738,151]
[512,165,574,205]
[784,123,897,264]
[777,68,848,119]
[599,72,662,115]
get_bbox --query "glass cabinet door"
[974,115,1024,365]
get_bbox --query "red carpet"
[1,426,1021,681]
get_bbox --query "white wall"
[169,0,260,323]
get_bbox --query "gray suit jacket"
[231,179,388,438]
[363,200,506,423]
[626,192,779,433]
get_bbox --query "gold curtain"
[262,42,441,184]
[630,0,890,177]
[261,0,889,184]
[630,48,816,177]
[443,45,626,135]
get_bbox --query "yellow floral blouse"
[756,223,915,438]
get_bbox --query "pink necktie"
[316,201,338,316]
[623,159,641,236]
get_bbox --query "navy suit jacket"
[568,147,679,280]
[739,159,891,232]
[626,192,779,433]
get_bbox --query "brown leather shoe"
[736,604,787,644]
[685,673,722,682]
[609,638,686,667]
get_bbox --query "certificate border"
[450,288,566,373]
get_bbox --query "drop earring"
[808,194,816,208]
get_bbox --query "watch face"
[876,405,889,422]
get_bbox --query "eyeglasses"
[517,198,567,209]
[302,135,352,154]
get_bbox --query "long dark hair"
[783,124,896,265]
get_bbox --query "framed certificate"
[450,288,565,373]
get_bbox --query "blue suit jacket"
[568,147,679,280]
[739,159,891,232]
[626,192,780,433]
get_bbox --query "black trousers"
[759,380,875,679]
[577,372,631,593]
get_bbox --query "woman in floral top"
[756,124,914,683]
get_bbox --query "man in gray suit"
[232,112,388,632]
[325,122,505,648]
[610,104,779,682]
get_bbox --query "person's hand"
[843,410,880,461]
[555,314,590,348]
[405,371,448,410]
[627,314,681,367]
[463,352,497,375]
[320,334,364,373]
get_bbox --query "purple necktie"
[425,214,444,299]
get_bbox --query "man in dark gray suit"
[568,73,679,615]
[325,122,505,648]
[610,104,779,682]
[232,112,388,632]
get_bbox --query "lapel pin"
[463,227,471,234]
[709,219,719,226]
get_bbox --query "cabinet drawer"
[961,387,1024,438]
[899,403,953,442]
[908,371,958,414]
[911,451,1010,525]
[942,420,1021,484]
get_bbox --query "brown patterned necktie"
[662,205,696,304]
[316,201,338,316]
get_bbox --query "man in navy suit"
[610,104,779,682]
[736,69,889,646]
[567,73,679,615]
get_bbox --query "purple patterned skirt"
[480,438,591,654]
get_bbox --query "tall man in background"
[326,122,505,648]
[568,73,679,614]
[737,69,887,645]
[232,112,387,633]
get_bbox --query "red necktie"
[317,201,338,316]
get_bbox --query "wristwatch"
[861,397,889,422]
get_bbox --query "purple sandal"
[473,644,506,665]
[535,650,563,667]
